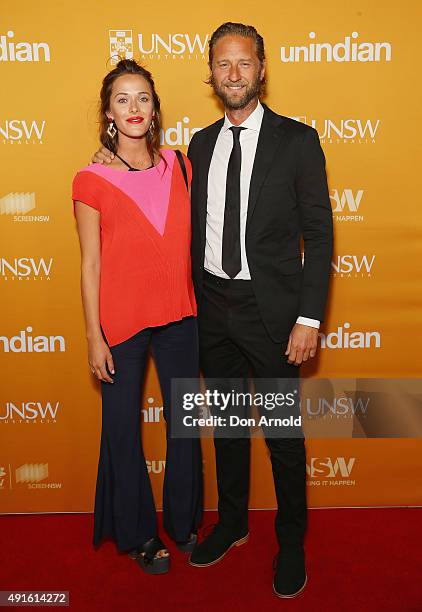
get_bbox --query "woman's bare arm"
[75,201,114,383]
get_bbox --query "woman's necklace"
[115,152,154,172]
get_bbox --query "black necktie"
[222,126,245,279]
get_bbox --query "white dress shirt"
[205,100,319,329]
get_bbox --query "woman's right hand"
[91,146,114,165]
[88,336,115,383]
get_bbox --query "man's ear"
[260,59,266,82]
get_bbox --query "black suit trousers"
[198,272,307,547]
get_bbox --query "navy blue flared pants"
[93,316,203,552]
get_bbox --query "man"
[187,22,332,598]
[93,21,333,598]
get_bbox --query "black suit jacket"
[187,103,333,342]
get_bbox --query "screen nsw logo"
[0,463,62,489]
[15,463,62,489]
[0,193,50,223]
[109,29,209,61]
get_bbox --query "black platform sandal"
[129,537,170,574]
[176,532,198,553]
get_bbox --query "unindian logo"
[160,117,202,146]
[319,323,381,349]
[0,31,51,62]
[141,397,163,423]
[0,327,66,353]
[281,32,392,63]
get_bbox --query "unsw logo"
[303,396,369,418]
[0,119,46,144]
[289,116,380,144]
[330,188,364,222]
[109,29,208,62]
[307,457,355,477]
[0,401,61,424]
[307,457,356,486]
[146,460,166,474]
[0,257,53,281]
[331,255,375,278]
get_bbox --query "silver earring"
[107,121,117,138]
[149,119,155,135]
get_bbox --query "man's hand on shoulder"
[90,146,114,165]
[285,323,319,366]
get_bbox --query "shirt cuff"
[296,316,320,329]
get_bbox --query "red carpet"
[0,509,421,611]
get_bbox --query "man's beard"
[210,72,263,110]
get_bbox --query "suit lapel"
[198,118,223,245]
[246,106,285,231]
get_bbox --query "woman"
[72,59,202,574]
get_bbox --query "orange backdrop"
[1,0,421,513]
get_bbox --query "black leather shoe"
[189,524,249,567]
[273,545,307,598]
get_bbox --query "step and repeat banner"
[1,1,421,513]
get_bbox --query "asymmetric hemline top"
[72,148,197,347]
